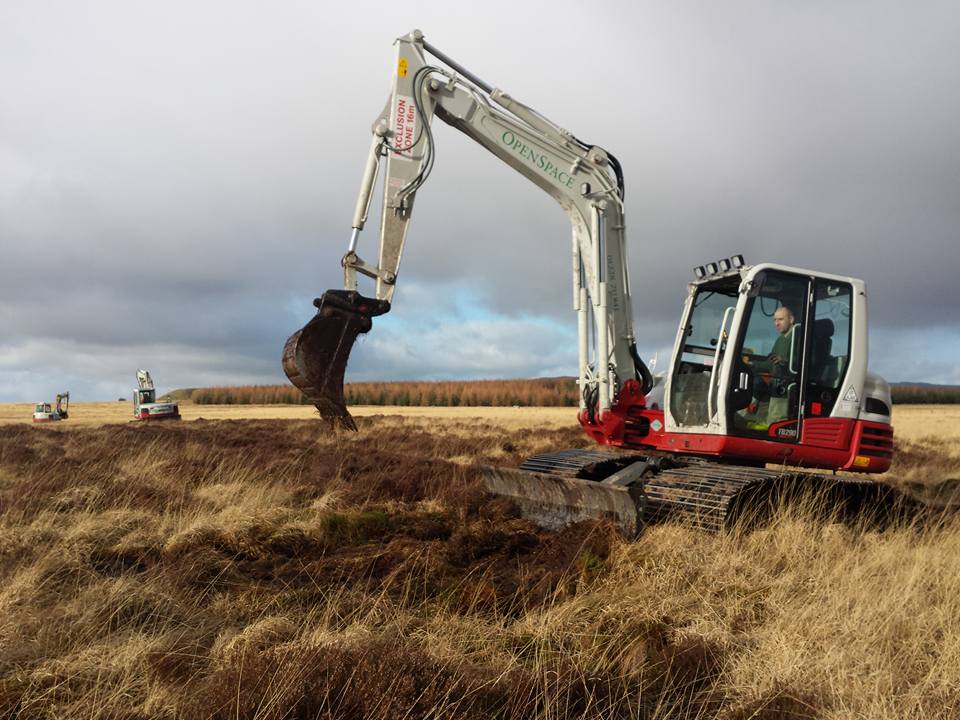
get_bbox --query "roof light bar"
[695,255,746,280]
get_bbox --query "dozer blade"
[481,465,646,538]
[283,289,390,430]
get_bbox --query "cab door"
[726,270,811,442]
[665,279,741,434]
[803,279,853,418]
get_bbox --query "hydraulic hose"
[629,342,654,396]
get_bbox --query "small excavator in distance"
[33,392,69,422]
[133,370,181,421]
[284,30,904,536]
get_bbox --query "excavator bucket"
[282,290,390,430]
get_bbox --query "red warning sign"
[392,94,417,159]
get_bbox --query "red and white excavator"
[133,370,181,421]
[284,31,905,535]
[33,392,69,422]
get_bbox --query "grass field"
[3,400,960,438]
[1,405,959,718]
[0,402,578,430]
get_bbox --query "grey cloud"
[2,0,959,399]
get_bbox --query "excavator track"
[483,447,922,536]
[645,463,921,531]
[643,464,813,531]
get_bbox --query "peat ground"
[1,417,959,718]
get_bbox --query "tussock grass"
[1,417,958,718]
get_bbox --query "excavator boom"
[284,29,636,428]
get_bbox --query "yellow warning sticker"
[398,58,408,77]
[853,455,871,468]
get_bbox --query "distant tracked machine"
[33,392,69,422]
[133,370,180,421]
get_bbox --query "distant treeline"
[169,379,960,406]
[180,378,580,407]
[890,385,960,404]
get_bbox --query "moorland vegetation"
[2,417,959,718]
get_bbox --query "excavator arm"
[136,370,155,391]
[284,29,651,427]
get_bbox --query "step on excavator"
[33,392,69,422]
[284,30,916,536]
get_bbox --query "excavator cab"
[664,262,888,471]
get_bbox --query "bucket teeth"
[282,290,390,430]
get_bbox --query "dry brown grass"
[0,412,958,718]
[0,402,577,430]
[3,401,955,436]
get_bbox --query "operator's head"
[773,306,795,335]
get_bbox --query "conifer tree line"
[890,385,960,404]
[185,378,580,406]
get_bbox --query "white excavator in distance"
[284,31,911,535]
[33,392,69,422]
[133,370,181,421]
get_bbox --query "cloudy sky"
[2,0,959,401]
